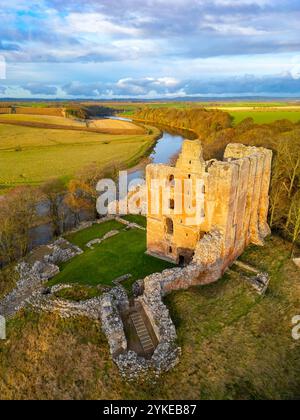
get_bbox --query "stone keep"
[146,140,272,271]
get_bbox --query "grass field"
[1,235,299,399]
[0,122,159,190]
[229,110,300,125]
[116,101,300,123]
[88,118,144,133]
[50,219,173,288]
[0,114,86,127]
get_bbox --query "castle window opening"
[169,199,175,210]
[166,218,174,235]
[168,175,175,186]
[169,246,173,254]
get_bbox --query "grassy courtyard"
[50,218,173,288]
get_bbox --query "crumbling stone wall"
[99,285,181,381]
[0,239,82,318]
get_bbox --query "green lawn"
[52,224,173,287]
[64,220,124,249]
[121,214,147,228]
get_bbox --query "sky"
[0,0,300,99]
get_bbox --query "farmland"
[0,119,159,191]
[87,118,144,133]
[0,114,86,127]
[230,110,300,125]
[111,101,300,124]
[208,106,300,125]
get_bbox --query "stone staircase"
[130,312,154,354]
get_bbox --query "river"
[108,116,195,182]
[29,117,195,250]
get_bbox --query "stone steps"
[130,312,154,353]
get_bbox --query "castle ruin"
[146,140,273,278]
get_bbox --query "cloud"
[183,74,300,96]
[57,74,300,98]
[63,13,141,37]
[0,0,299,96]
[62,81,103,97]
[62,77,182,97]
[0,0,299,63]
[23,83,58,95]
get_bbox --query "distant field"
[228,110,300,125]
[115,101,300,122]
[0,122,159,190]
[0,114,86,127]
[0,114,145,135]
[88,118,144,133]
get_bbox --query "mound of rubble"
[0,239,82,318]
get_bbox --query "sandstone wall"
[146,141,272,271]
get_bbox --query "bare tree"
[41,179,66,236]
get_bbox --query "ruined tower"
[146,139,273,270]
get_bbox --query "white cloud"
[64,12,141,37]
[203,22,266,36]
[213,0,271,5]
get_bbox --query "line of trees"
[0,162,123,268]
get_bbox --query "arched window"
[166,218,174,235]
[169,199,175,210]
[168,174,175,186]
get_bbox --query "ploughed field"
[49,217,173,290]
[0,116,159,190]
[1,235,299,399]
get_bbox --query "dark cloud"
[0,41,20,52]
[183,74,300,95]
[62,82,104,96]
[23,83,58,95]
[60,74,300,98]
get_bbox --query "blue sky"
[0,0,300,98]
